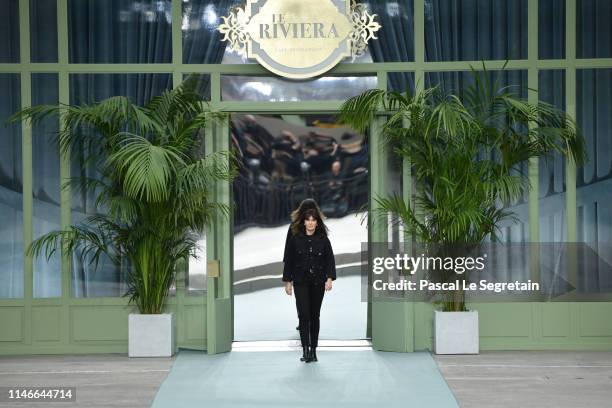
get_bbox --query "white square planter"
[129,313,175,357]
[434,310,479,355]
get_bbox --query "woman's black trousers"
[293,282,325,348]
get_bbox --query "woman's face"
[304,216,318,234]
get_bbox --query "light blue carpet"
[151,350,459,408]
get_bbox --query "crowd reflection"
[232,114,368,230]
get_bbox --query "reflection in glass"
[184,74,211,101]
[68,0,172,63]
[221,76,377,102]
[424,0,527,62]
[188,233,207,292]
[0,74,23,298]
[577,69,612,245]
[538,70,566,243]
[233,115,368,341]
[0,0,19,63]
[30,0,58,62]
[182,0,234,64]
[32,74,62,298]
[69,73,172,297]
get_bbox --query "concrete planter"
[434,310,479,355]
[128,313,175,357]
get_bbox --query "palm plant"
[12,82,234,314]
[339,69,586,311]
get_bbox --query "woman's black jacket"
[282,230,336,284]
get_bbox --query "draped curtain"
[424,0,527,62]
[68,0,172,63]
[0,0,19,63]
[367,0,415,92]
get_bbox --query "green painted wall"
[1,0,612,355]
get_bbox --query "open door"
[206,117,233,354]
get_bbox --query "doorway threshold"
[232,339,372,352]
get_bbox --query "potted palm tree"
[339,69,585,354]
[13,81,234,357]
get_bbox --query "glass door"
[232,113,369,341]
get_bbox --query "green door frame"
[204,69,415,354]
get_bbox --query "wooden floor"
[0,354,173,407]
[435,351,612,408]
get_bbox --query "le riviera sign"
[218,0,381,79]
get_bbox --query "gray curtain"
[30,0,58,63]
[577,0,612,58]
[367,0,415,92]
[68,0,172,63]
[424,0,527,62]
[539,0,565,59]
[0,0,19,63]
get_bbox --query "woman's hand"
[284,281,293,296]
[325,278,333,291]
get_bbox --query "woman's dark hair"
[292,208,328,236]
[290,198,323,223]
[290,199,328,236]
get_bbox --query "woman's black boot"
[309,346,318,362]
[300,346,309,362]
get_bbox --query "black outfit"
[283,229,336,349]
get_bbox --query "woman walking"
[283,206,336,362]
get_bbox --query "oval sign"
[218,0,381,79]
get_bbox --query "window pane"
[368,0,414,62]
[0,74,23,298]
[30,0,58,62]
[187,232,207,292]
[577,69,612,242]
[184,73,211,101]
[32,73,61,298]
[69,73,172,297]
[539,0,565,59]
[0,0,20,63]
[68,0,172,63]
[232,114,368,340]
[576,69,612,292]
[424,0,527,62]
[577,0,612,58]
[538,70,566,243]
[387,72,415,93]
[182,0,235,64]
[221,75,377,102]
[425,70,529,243]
